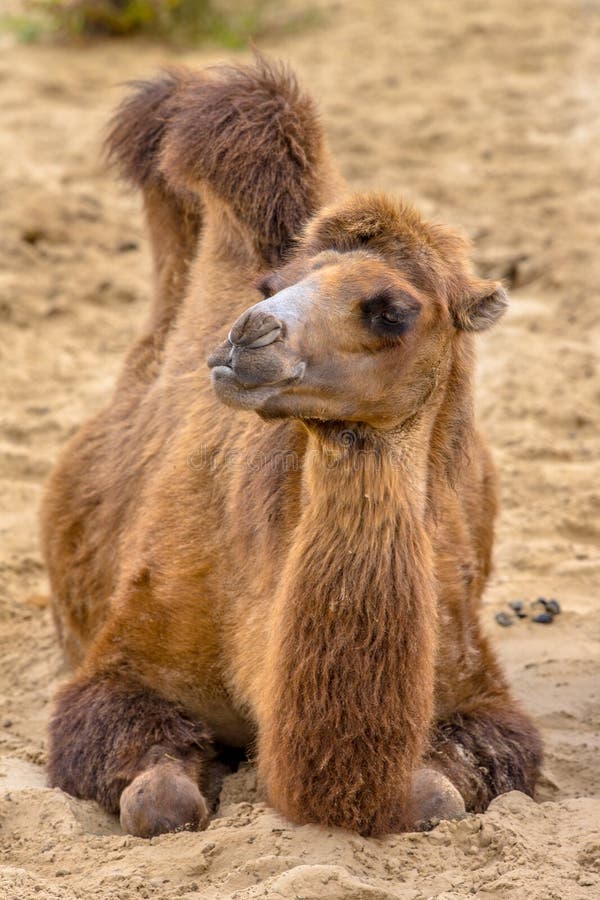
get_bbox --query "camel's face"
[208,251,452,427]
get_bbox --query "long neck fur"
[257,419,438,836]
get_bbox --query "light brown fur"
[43,58,541,838]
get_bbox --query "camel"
[41,58,542,838]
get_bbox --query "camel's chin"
[210,364,306,415]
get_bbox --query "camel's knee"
[427,705,543,812]
[120,757,210,837]
[411,767,466,828]
[48,672,214,828]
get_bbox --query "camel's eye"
[361,290,421,339]
[378,308,404,325]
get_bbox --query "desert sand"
[0,0,599,897]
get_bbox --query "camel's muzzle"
[208,308,306,409]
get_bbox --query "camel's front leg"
[48,671,214,837]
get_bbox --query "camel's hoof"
[119,761,210,838]
[411,767,466,828]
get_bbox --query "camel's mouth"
[209,361,306,411]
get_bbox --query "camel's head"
[208,195,507,428]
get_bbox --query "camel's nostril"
[243,326,282,350]
[228,312,283,350]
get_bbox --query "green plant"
[1,0,321,48]
[0,12,49,42]
[28,0,282,45]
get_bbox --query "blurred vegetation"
[0,12,46,43]
[0,0,317,46]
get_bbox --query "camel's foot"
[411,767,466,828]
[119,759,210,837]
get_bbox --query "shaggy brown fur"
[256,425,437,833]
[48,673,212,815]
[43,58,542,838]
[429,706,544,813]
[106,71,203,340]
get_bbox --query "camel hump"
[106,69,183,189]
[107,58,331,266]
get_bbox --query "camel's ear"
[452,281,508,332]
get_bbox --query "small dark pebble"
[533,597,561,615]
[3,718,12,728]
[532,612,554,624]
[495,611,514,627]
[509,600,528,618]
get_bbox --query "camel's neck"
[304,420,432,518]
[257,420,438,835]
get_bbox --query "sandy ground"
[1,0,599,896]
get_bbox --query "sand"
[0,0,599,896]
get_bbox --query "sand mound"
[1,772,599,898]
